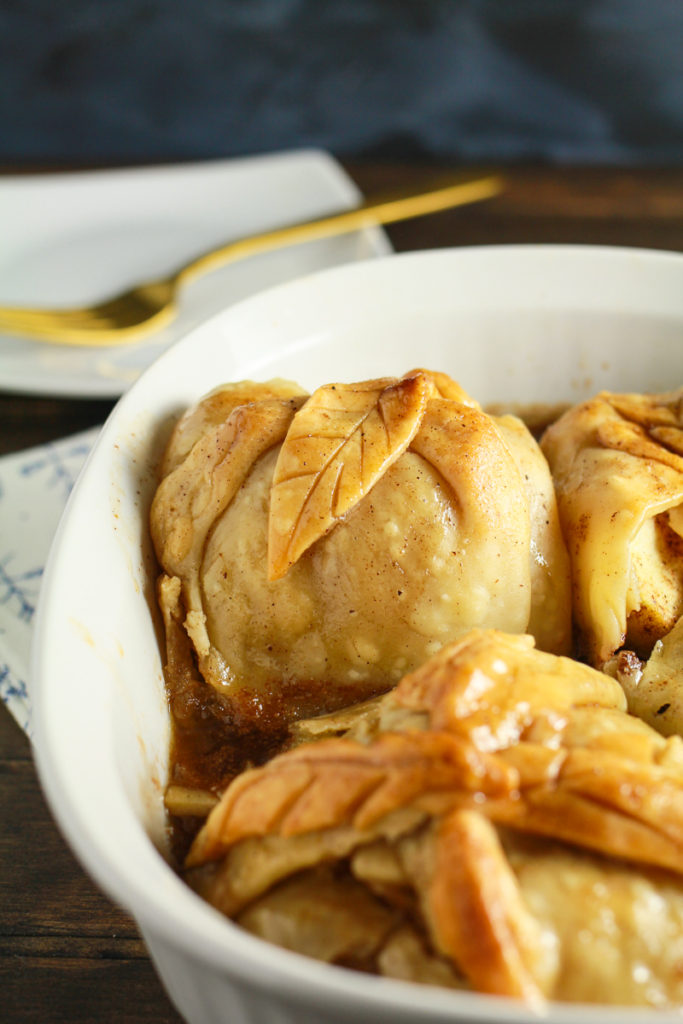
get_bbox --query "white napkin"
[0,428,99,735]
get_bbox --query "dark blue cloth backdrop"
[1,0,682,165]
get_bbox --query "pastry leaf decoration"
[185,730,515,868]
[268,372,434,580]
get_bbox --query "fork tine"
[0,302,176,345]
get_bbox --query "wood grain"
[0,709,183,1022]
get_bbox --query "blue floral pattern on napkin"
[0,429,97,735]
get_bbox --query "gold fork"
[0,174,502,347]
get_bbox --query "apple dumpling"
[185,628,683,1009]
[151,370,570,729]
[542,388,683,667]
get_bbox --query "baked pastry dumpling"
[185,629,683,1008]
[541,388,683,666]
[151,371,570,727]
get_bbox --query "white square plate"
[0,150,390,397]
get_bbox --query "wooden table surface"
[2,161,683,1023]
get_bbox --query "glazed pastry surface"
[185,628,683,1008]
[151,371,571,723]
[542,388,683,666]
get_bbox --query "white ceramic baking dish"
[32,246,683,1024]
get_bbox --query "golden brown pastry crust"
[185,629,683,1007]
[268,373,434,580]
[541,388,683,665]
[151,371,571,724]
[424,809,550,1005]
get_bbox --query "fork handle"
[175,175,503,287]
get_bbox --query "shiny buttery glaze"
[184,629,683,1008]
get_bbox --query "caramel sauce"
[166,653,385,864]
